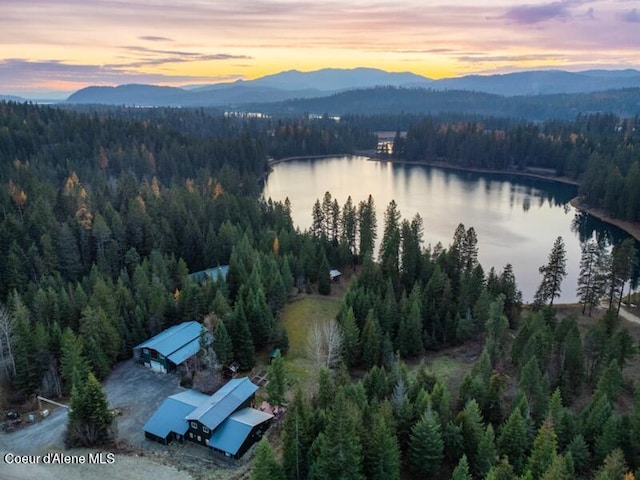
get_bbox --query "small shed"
[133,321,206,373]
[329,269,341,281]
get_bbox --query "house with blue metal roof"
[207,407,274,458]
[133,321,207,373]
[142,378,273,458]
[143,390,209,444]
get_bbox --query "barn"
[133,321,206,373]
[143,377,273,458]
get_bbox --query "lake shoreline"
[368,156,581,186]
[570,196,640,242]
[370,157,640,242]
[266,153,640,243]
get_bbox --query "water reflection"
[263,156,637,302]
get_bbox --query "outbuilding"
[188,265,229,283]
[133,321,207,373]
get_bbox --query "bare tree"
[0,305,16,380]
[306,320,343,369]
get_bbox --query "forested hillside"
[250,86,640,121]
[388,113,640,222]
[1,102,640,479]
[0,102,374,394]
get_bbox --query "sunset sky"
[2,0,639,98]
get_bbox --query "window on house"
[190,421,198,429]
[203,426,209,434]
[197,435,201,442]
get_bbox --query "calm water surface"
[263,156,632,303]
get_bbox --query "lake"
[262,156,634,303]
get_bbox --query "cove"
[262,156,635,303]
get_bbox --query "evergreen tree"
[318,250,332,295]
[67,372,114,447]
[397,289,423,357]
[379,200,401,289]
[486,457,516,480]
[476,424,498,477]
[60,327,90,392]
[252,438,285,480]
[497,407,530,474]
[266,351,287,406]
[565,434,590,475]
[340,307,361,368]
[452,454,473,480]
[341,196,358,256]
[360,310,382,368]
[593,448,628,480]
[607,238,637,315]
[408,407,444,476]
[282,388,312,480]
[232,302,255,370]
[365,407,401,480]
[534,236,567,306]
[213,319,234,366]
[310,392,364,480]
[540,455,573,480]
[577,240,607,316]
[485,295,509,368]
[457,399,486,476]
[526,421,558,480]
[357,195,377,260]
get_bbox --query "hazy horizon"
[2,0,639,98]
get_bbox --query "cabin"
[329,269,341,281]
[143,377,273,459]
[133,321,207,373]
[188,265,229,283]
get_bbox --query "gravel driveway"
[0,360,194,479]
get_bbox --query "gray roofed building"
[185,377,258,431]
[207,408,274,457]
[133,321,207,373]
[143,378,272,458]
[143,390,209,444]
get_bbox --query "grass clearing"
[281,295,341,390]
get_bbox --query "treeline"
[250,86,640,120]
[389,112,640,222]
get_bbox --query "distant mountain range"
[63,67,640,108]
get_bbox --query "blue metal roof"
[185,377,258,431]
[143,390,209,439]
[134,321,204,364]
[167,338,201,365]
[207,408,273,455]
[188,265,229,283]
